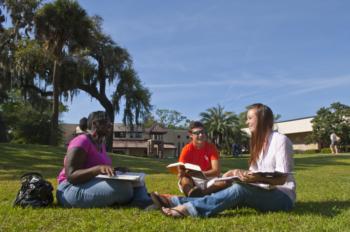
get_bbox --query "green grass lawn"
[0,143,349,231]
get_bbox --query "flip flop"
[161,207,188,218]
[150,192,172,209]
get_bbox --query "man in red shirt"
[178,121,225,197]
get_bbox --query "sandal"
[161,206,189,218]
[150,192,173,209]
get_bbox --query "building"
[61,123,189,158]
[242,116,318,151]
[62,116,318,156]
[112,123,189,158]
[275,117,318,151]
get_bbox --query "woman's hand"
[239,172,260,183]
[94,165,115,176]
[223,169,260,183]
[223,169,246,178]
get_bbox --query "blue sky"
[62,0,350,123]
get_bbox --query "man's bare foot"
[161,205,190,218]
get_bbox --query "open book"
[166,162,207,180]
[206,171,292,189]
[251,171,293,178]
[206,175,240,188]
[96,171,146,187]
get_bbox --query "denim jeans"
[56,178,153,208]
[170,183,294,217]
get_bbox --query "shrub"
[320,148,332,153]
[1,91,63,145]
[297,149,320,154]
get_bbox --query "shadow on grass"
[1,143,349,181]
[218,200,350,218]
[0,143,64,180]
[0,143,183,179]
[293,200,350,217]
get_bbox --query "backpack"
[13,172,54,208]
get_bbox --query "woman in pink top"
[56,111,152,208]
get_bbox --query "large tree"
[0,0,42,99]
[34,0,93,145]
[0,0,44,142]
[1,0,151,148]
[310,102,350,149]
[66,17,152,150]
[0,0,40,50]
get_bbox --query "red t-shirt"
[179,142,219,171]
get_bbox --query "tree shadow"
[292,200,350,217]
[0,143,64,180]
[217,200,350,218]
[0,143,181,179]
[1,143,349,181]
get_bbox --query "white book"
[206,173,284,189]
[206,175,240,188]
[96,172,146,187]
[248,183,276,190]
[166,162,207,180]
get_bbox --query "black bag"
[13,172,54,208]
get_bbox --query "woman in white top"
[158,103,296,217]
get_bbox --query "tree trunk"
[0,112,8,142]
[103,105,114,152]
[49,60,60,146]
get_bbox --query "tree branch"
[21,84,53,97]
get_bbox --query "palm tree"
[200,105,241,152]
[34,0,93,145]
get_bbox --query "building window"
[114,132,126,138]
[135,132,142,138]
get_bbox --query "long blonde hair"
[247,103,274,166]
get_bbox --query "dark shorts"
[331,141,338,146]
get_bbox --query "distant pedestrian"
[75,117,88,135]
[330,132,340,154]
[232,143,241,157]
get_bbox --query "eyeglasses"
[191,130,205,135]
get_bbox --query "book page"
[96,172,145,182]
[166,162,202,175]
[206,175,240,188]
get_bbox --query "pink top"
[57,134,112,184]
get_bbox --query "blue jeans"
[56,178,153,208]
[170,183,294,217]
